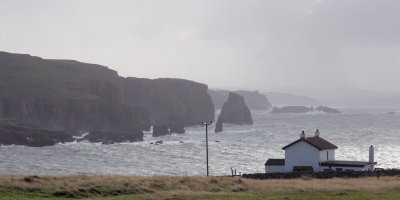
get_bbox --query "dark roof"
[265,159,285,166]
[321,160,376,167]
[282,136,338,150]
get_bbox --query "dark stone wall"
[242,169,400,179]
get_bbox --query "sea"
[0,108,399,176]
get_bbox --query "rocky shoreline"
[0,122,73,147]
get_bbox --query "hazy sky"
[1,0,400,92]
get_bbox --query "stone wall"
[242,169,400,179]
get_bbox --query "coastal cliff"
[124,77,215,136]
[0,51,214,145]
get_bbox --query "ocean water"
[0,108,399,176]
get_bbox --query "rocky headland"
[0,51,214,146]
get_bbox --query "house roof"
[282,136,338,150]
[321,160,376,167]
[265,159,285,166]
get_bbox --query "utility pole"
[202,121,212,176]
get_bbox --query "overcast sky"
[1,0,400,92]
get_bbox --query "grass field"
[0,175,399,199]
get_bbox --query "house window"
[326,151,328,160]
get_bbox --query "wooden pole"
[202,121,212,176]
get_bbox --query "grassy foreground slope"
[0,175,399,200]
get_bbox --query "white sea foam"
[0,108,399,176]
[72,132,89,140]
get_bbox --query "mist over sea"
[1,108,399,176]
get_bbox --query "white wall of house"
[284,141,320,172]
[265,165,285,173]
[319,149,335,162]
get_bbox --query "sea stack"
[215,117,223,133]
[152,125,170,137]
[216,92,253,125]
[168,116,185,134]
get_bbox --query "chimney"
[300,130,305,139]
[314,129,320,137]
[369,145,374,164]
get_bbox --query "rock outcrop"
[271,106,313,113]
[81,131,143,144]
[216,92,253,125]
[208,89,271,110]
[271,106,340,114]
[0,122,73,147]
[0,51,215,145]
[152,125,170,137]
[315,106,341,114]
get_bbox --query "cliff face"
[124,78,215,135]
[1,98,150,133]
[0,52,150,137]
[217,92,253,125]
[208,89,271,110]
[0,51,215,144]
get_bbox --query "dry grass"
[0,175,399,199]
[0,175,246,198]
[245,176,400,193]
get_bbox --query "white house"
[265,130,376,173]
